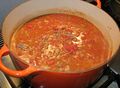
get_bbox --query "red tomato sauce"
[10,14,109,72]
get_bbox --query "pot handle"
[96,0,101,8]
[0,44,37,77]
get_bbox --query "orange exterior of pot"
[31,68,104,88]
[13,57,105,88]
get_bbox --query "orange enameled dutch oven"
[0,0,120,88]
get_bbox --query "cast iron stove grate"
[88,66,120,88]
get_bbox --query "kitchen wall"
[0,0,26,28]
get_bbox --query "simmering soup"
[10,14,109,72]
